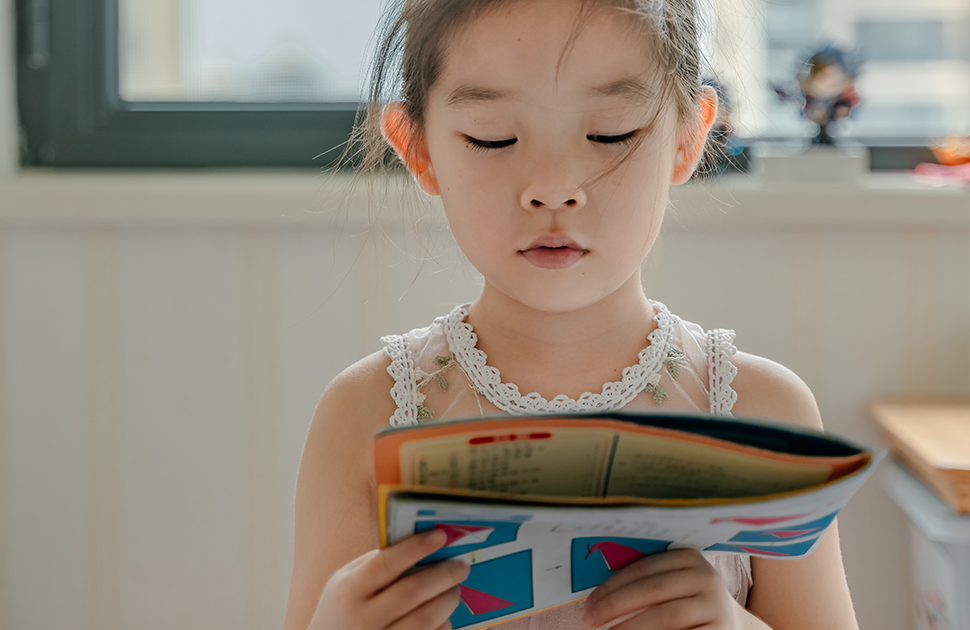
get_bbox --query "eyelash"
[463,131,638,152]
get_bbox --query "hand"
[582,548,741,630]
[309,528,470,630]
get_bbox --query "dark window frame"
[17,0,358,168]
[14,0,944,170]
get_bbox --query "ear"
[670,86,719,185]
[380,104,440,196]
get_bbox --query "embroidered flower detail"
[409,354,465,421]
[644,382,669,405]
[665,347,685,380]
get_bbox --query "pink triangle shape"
[586,541,647,571]
[458,584,515,616]
[434,523,492,547]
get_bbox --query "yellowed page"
[398,428,615,497]
[607,433,833,499]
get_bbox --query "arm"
[282,352,393,630]
[282,353,466,630]
[730,352,860,630]
[583,353,860,630]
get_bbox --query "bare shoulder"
[729,351,823,431]
[317,349,398,431]
[283,351,396,630]
[299,348,398,505]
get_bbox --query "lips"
[519,235,588,270]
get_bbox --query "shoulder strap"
[707,328,739,417]
[381,334,420,427]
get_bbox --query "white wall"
[1,172,968,630]
[0,0,16,177]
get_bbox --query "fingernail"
[427,528,447,545]
[456,560,471,579]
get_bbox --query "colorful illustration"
[440,523,496,547]
[729,512,837,544]
[415,520,521,564]
[450,550,533,628]
[571,537,670,593]
[587,541,647,570]
[458,585,515,616]
[706,537,821,557]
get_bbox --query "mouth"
[519,236,588,270]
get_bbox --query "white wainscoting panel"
[0,174,967,630]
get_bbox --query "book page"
[398,428,615,497]
[606,432,833,499]
[381,448,884,630]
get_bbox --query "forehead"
[432,0,659,109]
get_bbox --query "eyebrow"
[444,85,511,108]
[588,77,655,102]
[442,76,654,108]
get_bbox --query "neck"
[464,273,657,399]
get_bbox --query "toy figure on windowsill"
[772,45,862,145]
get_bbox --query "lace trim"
[381,334,420,427]
[707,328,739,417]
[441,301,675,414]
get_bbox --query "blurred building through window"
[118,0,384,102]
[118,0,970,139]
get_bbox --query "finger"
[354,528,448,596]
[386,585,463,630]
[339,548,379,575]
[609,596,713,630]
[583,567,698,627]
[370,560,470,628]
[585,548,704,608]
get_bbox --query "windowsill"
[0,168,966,229]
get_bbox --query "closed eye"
[464,136,517,151]
[587,131,637,145]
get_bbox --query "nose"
[519,166,588,212]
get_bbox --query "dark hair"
[348,0,710,177]
[798,44,861,86]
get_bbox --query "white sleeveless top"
[380,301,751,628]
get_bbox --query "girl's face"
[406,0,707,313]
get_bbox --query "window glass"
[118,0,970,139]
[706,0,969,138]
[118,0,384,102]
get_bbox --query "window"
[16,0,367,167]
[710,0,970,140]
[16,0,970,168]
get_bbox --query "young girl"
[284,1,861,628]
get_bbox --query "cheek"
[595,155,668,255]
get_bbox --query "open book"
[374,411,883,629]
